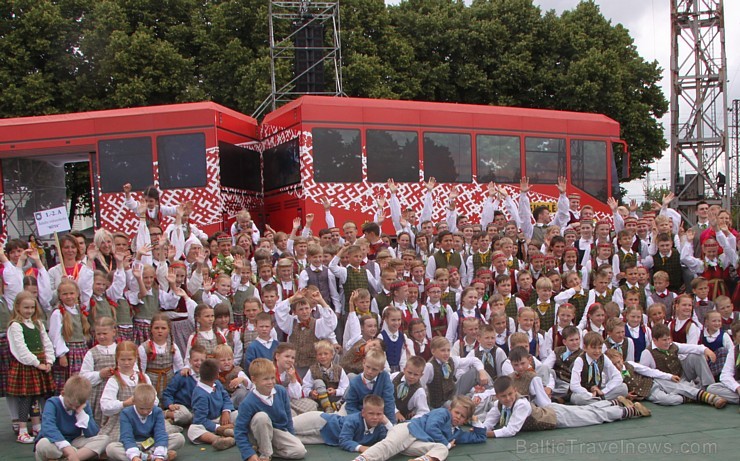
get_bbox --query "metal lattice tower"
[253,1,343,119]
[670,0,729,221]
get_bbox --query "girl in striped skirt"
[80,315,118,425]
[138,313,183,400]
[100,341,155,441]
[49,278,92,392]
[7,292,56,443]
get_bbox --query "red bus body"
[0,96,626,242]
[261,96,624,233]
[0,103,261,242]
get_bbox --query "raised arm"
[518,177,534,240]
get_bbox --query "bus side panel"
[300,127,612,234]
[98,128,224,237]
[261,128,305,234]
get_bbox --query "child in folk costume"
[379,306,409,373]
[241,297,277,354]
[123,183,178,229]
[340,321,381,377]
[214,344,252,409]
[483,375,649,438]
[569,332,628,405]
[275,257,300,301]
[129,264,180,344]
[162,262,198,357]
[624,305,652,360]
[648,271,676,319]
[421,337,488,410]
[451,317,480,358]
[540,303,576,360]
[446,287,486,345]
[0,244,25,434]
[200,273,234,320]
[213,303,243,366]
[275,290,337,377]
[530,277,557,336]
[423,283,449,339]
[138,313,184,400]
[243,312,278,370]
[231,256,260,328]
[100,341,157,442]
[700,310,733,379]
[668,294,700,344]
[715,295,739,332]
[185,304,226,367]
[50,278,92,392]
[273,342,318,414]
[406,318,432,362]
[344,289,380,351]
[707,322,740,405]
[605,349,727,408]
[80,316,118,425]
[681,228,737,300]
[604,317,635,362]
[580,303,607,341]
[302,340,349,413]
[7,292,56,443]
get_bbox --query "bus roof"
[262,96,621,138]
[0,102,258,146]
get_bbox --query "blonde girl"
[49,278,91,391]
[7,292,55,443]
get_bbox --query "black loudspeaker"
[293,19,325,93]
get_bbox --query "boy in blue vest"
[292,394,392,452]
[106,383,185,461]
[342,349,397,423]
[34,375,110,461]
[235,358,307,461]
[161,344,207,427]
[187,358,238,450]
[352,395,485,461]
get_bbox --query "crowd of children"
[2,178,740,461]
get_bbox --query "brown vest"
[427,359,456,408]
[392,373,422,419]
[580,355,605,389]
[621,362,653,399]
[474,347,499,380]
[649,344,683,377]
[553,346,583,382]
[509,370,536,399]
[290,318,318,368]
[499,399,557,432]
[308,363,342,390]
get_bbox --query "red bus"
[0,96,629,242]
[0,102,261,242]
[260,96,629,232]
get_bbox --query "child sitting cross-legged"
[187,358,238,450]
[292,394,393,452]
[106,383,185,461]
[352,395,486,461]
[235,358,307,461]
[302,339,349,413]
[214,344,252,409]
[34,375,110,461]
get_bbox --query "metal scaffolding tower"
[670,0,729,221]
[253,1,343,119]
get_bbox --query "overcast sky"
[385,0,740,202]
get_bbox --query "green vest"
[0,299,10,335]
[344,266,370,308]
[19,321,44,355]
[433,250,462,271]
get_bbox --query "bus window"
[423,133,472,183]
[312,128,362,182]
[366,130,419,183]
[219,142,261,192]
[476,135,521,184]
[525,137,566,184]
[571,140,608,202]
[98,137,153,193]
[157,133,207,190]
[264,138,300,191]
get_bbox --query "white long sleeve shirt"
[569,354,624,396]
[8,319,55,367]
[80,343,117,386]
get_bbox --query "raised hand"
[123,183,132,194]
[425,177,436,192]
[387,178,398,195]
[292,217,301,230]
[607,197,618,213]
[321,197,332,211]
[202,275,213,292]
[557,176,567,195]
[86,243,99,261]
[629,199,638,212]
[662,192,675,208]
[487,182,496,198]
[305,213,314,225]
[520,176,530,194]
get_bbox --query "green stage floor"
[1,399,737,461]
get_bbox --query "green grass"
[1,398,738,461]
